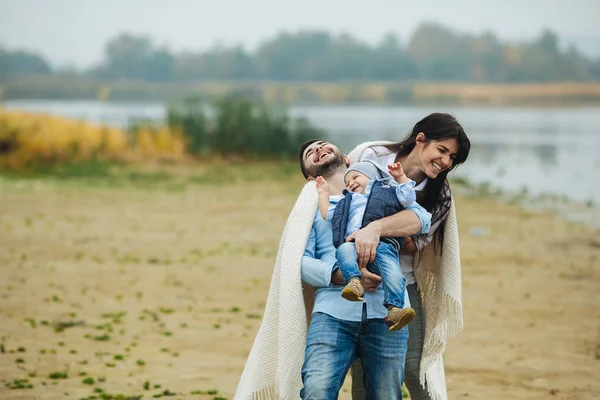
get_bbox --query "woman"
[348,112,471,400]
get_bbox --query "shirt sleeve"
[301,226,337,288]
[364,180,375,196]
[394,180,416,206]
[403,203,432,236]
[325,203,335,222]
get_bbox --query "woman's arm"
[346,207,429,269]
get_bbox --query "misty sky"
[1,0,599,67]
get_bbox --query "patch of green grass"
[53,320,85,332]
[48,371,68,380]
[24,318,36,328]
[151,389,176,398]
[5,379,33,389]
[80,393,141,400]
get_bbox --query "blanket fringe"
[246,387,277,400]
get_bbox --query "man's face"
[301,141,347,179]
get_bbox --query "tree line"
[2,22,600,84]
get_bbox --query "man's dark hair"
[298,139,321,179]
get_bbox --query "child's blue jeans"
[336,241,406,309]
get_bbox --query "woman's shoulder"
[359,145,394,162]
[348,141,394,164]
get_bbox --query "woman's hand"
[345,221,382,269]
[401,236,418,255]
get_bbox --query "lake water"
[3,100,600,210]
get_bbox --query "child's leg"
[374,243,407,309]
[336,242,364,302]
[336,242,361,284]
[375,243,415,331]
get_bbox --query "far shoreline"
[3,80,600,107]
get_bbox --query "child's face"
[345,171,371,194]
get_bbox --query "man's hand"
[360,267,382,292]
[331,268,345,286]
[346,221,381,269]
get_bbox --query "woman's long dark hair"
[384,113,470,253]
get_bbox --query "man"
[298,140,431,399]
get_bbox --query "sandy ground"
[0,167,599,400]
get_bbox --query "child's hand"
[388,162,406,180]
[315,176,329,194]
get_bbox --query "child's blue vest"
[331,179,405,251]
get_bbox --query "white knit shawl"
[234,181,318,399]
[234,141,463,400]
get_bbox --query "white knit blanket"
[234,181,318,399]
[234,142,463,400]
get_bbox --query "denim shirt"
[301,195,432,321]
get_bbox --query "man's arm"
[301,225,344,287]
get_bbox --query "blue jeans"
[336,241,407,309]
[300,309,409,400]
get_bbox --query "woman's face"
[417,135,459,179]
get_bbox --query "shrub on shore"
[0,96,326,172]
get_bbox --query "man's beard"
[306,152,346,179]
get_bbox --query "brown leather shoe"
[341,278,364,302]
[385,307,416,331]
